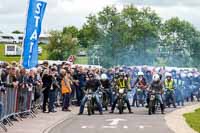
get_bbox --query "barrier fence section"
[0,85,35,132]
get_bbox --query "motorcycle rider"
[110,72,133,114]
[164,72,176,108]
[149,74,165,115]
[100,73,113,106]
[78,73,103,115]
[133,71,148,107]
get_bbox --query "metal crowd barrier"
[0,85,36,132]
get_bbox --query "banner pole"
[20,0,30,66]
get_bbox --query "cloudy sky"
[0,0,200,33]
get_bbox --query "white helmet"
[101,74,108,80]
[138,71,144,76]
[165,72,172,77]
[153,74,160,81]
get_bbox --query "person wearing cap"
[164,72,176,108]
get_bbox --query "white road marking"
[81,125,94,129]
[81,126,87,129]
[102,126,117,129]
[139,125,144,129]
[106,118,127,126]
[123,125,128,129]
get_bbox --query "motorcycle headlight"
[88,89,92,93]
[119,89,124,94]
[88,95,92,99]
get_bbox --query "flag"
[22,0,47,69]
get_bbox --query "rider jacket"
[150,81,163,94]
[100,79,111,89]
[85,79,101,92]
[117,79,128,89]
[134,77,147,90]
[164,79,175,90]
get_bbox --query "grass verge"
[0,44,48,62]
[183,108,200,133]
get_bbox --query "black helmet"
[119,72,124,77]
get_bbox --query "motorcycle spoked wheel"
[118,99,124,114]
[148,101,152,115]
[87,99,95,115]
[103,93,109,111]
[137,92,145,107]
[87,100,92,116]
[149,99,156,115]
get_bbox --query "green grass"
[75,56,88,64]
[0,44,48,63]
[39,44,48,60]
[183,108,200,133]
[0,43,88,64]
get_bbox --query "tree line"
[47,5,200,68]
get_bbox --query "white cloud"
[0,0,200,33]
[118,0,200,7]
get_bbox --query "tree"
[47,30,78,60]
[85,5,162,67]
[161,17,198,66]
[78,14,101,48]
[121,6,162,65]
[80,5,200,68]
[63,26,79,38]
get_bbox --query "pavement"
[165,102,200,133]
[1,107,78,133]
[1,103,199,133]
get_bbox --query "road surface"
[50,107,176,133]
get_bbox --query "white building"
[0,33,50,44]
[5,44,42,56]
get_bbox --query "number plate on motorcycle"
[88,95,92,100]
[150,95,155,100]
[119,89,124,94]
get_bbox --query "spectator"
[42,69,52,113]
[61,69,72,112]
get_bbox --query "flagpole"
[20,0,30,66]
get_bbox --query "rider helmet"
[101,74,108,80]
[153,74,160,82]
[165,72,172,78]
[138,71,144,76]
[187,73,193,77]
